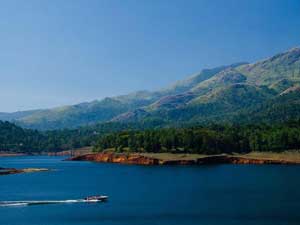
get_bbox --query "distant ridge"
[1,47,300,130]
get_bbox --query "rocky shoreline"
[67,152,300,165]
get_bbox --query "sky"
[0,0,300,112]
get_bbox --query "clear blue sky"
[1,0,299,112]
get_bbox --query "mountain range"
[1,47,300,130]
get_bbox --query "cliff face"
[68,153,162,165]
[68,153,299,165]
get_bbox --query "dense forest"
[2,119,300,154]
[0,121,140,153]
[93,121,300,154]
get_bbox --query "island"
[0,167,50,176]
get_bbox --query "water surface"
[1,156,300,225]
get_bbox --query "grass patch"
[235,150,300,162]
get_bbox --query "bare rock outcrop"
[68,153,299,165]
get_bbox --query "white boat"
[0,195,109,206]
[84,195,108,202]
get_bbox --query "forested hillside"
[1,47,299,130]
[93,121,300,154]
[0,121,140,153]
[116,47,300,125]
[2,118,300,155]
[1,47,300,154]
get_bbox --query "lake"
[1,156,300,225]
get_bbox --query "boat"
[0,196,109,207]
[84,195,108,202]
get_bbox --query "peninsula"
[67,151,300,165]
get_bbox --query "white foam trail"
[0,203,28,207]
[0,199,103,207]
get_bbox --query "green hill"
[1,47,300,130]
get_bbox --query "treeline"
[93,122,300,154]
[0,121,140,153]
[3,119,300,154]
[0,121,89,152]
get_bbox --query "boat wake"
[0,196,108,207]
[0,203,29,207]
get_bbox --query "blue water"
[1,156,300,225]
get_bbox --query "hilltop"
[1,47,300,130]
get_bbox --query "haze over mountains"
[1,47,300,130]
